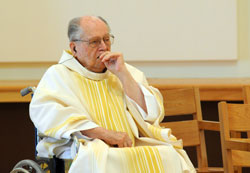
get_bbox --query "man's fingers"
[118,143,124,148]
[128,141,132,147]
[126,139,132,147]
[99,52,111,61]
[99,51,110,60]
[101,52,121,63]
[116,141,129,148]
[105,130,132,148]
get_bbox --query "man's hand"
[81,127,132,148]
[99,51,147,113]
[99,51,126,77]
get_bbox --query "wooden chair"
[159,87,223,172]
[243,85,250,143]
[218,101,250,173]
[243,85,250,104]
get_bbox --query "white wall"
[0,0,237,62]
[132,0,250,78]
[0,0,249,80]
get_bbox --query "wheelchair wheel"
[10,159,44,173]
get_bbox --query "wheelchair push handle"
[20,86,36,97]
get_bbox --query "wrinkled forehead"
[80,16,109,38]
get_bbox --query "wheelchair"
[10,87,72,173]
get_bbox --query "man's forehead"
[80,16,108,35]
[80,16,101,25]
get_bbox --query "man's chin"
[99,63,107,73]
[94,67,107,73]
[102,67,107,73]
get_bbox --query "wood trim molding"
[0,62,56,68]
[0,80,39,102]
[1,78,250,102]
[147,78,250,101]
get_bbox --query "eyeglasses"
[73,34,114,48]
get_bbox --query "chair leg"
[235,167,242,173]
[222,148,234,173]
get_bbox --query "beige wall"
[0,0,249,80]
[131,0,250,78]
[0,0,237,62]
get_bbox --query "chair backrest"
[243,85,250,104]
[242,85,250,139]
[219,103,250,134]
[218,101,250,172]
[159,87,208,168]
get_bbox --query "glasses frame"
[73,34,115,48]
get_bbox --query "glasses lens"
[103,35,114,45]
[89,38,101,48]
[109,35,114,45]
[88,35,114,48]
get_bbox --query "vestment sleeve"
[29,65,99,140]
[125,63,165,124]
[126,84,160,122]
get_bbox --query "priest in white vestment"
[29,16,195,173]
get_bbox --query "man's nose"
[99,39,108,50]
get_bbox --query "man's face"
[73,18,111,73]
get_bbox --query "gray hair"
[97,16,111,32]
[67,16,111,42]
[67,17,83,42]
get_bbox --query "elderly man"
[30,16,195,172]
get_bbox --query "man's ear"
[69,42,77,55]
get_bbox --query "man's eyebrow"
[89,34,110,40]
